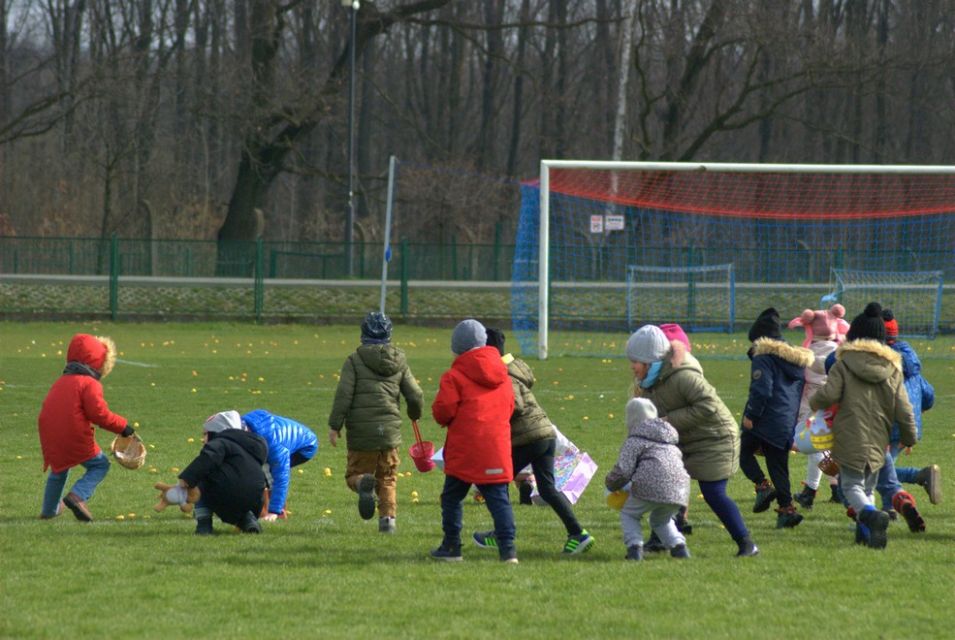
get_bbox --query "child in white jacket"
[605,398,691,561]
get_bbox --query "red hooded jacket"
[432,346,514,484]
[38,334,128,473]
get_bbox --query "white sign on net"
[589,215,604,233]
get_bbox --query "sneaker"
[899,501,926,533]
[500,549,519,564]
[793,485,816,510]
[238,511,261,534]
[644,531,666,553]
[63,492,93,522]
[670,543,690,559]
[674,507,693,534]
[885,509,898,521]
[195,516,215,536]
[518,480,534,505]
[430,543,463,562]
[915,465,942,505]
[357,474,376,520]
[775,505,804,529]
[858,507,889,549]
[735,536,759,557]
[562,530,594,555]
[829,484,843,504]
[753,481,777,513]
[378,516,396,534]
[472,530,498,550]
[854,523,868,545]
[625,545,644,561]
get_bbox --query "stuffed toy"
[787,304,849,347]
[153,482,200,513]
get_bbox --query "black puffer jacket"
[179,430,268,525]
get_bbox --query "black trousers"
[512,437,583,536]
[739,429,792,508]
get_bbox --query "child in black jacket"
[177,411,269,535]
[740,308,814,528]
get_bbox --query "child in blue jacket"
[241,410,319,521]
[740,308,814,528]
[881,310,940,506]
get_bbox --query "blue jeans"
[888,443,919,484]
[441,475,515,556]
[41,452,111,517]
[876,451,904,510]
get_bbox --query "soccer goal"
[512,161,955,359]
[823,269,945,338]
[626,263,735,333]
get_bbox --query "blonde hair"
[95,335,117,378]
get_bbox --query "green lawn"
[1,322,953,639]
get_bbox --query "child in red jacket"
[430,319,517,563]
[37,334,135,522]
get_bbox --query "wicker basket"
[110,434,147,470]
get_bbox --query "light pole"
[342,0,359,276]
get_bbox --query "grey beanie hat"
[204,410,243,433]
[626,397,658,430]
[626,325,670,363]
[451,319,487,355]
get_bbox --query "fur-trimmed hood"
[751,337,814,368]
[835,338,902,384]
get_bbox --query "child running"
[740,308,814,528]
[809,302,917,549]
[605,398,691,561]
[328,311,423,534]
[627,325,759,557]
[471,328,593,555]
[431,319,517,563]
[38,333,136,522]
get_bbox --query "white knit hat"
[626,398,658,430]
[626,325,670,363]
[203,410,243,433]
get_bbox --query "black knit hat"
[847,302,885,343]
[360,311,393,344]
[748,307,782,342]
[485,328,506,355]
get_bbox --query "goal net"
[512,161,955,358]
[626,264,735,333]
[824,269,944,338]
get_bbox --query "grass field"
[1,322,953,639]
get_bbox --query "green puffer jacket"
[809,339,916,474]
[504,355,557,447]
[327,344,424,451]
[637,350,739,481]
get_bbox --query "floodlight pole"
[343,0,360,277]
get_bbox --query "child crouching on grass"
[431,319,517,563]
[809,302,917,549]
[605,398,690,561]
[38,333,136,522]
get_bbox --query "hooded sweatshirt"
[179,429,268,525]
[432,346,515,484]
[743,338,814,449]
[809,339,916,474]
[37,334,128,473]
[605,416,690,507]
[328,343,424,451]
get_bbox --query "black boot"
[238,511,261,534]
[735,536,759,557]
[793,485,816,510]
[828,484,842,504]
[195,515,214,536]
[644,531,666,553]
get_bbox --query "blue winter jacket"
[242,410,319,514]
[743,338,814,450]
[889,341,935,443]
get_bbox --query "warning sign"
[605,214,625,231]
[590,215,604,233]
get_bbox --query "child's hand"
[262,513,279,522]
[742,416,754,429]
[328,429,339,447]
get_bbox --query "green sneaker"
[562,530,594,555]
[472,530,498,549]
